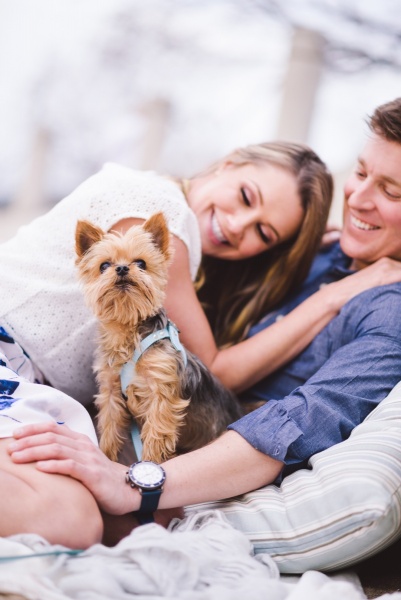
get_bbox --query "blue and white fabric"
[0,325,98,443]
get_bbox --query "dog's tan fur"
[75,213,241,463]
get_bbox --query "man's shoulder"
[342,281,401,337]
[352,281,401,303]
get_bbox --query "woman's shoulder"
[53,162,189,222]
[99,162,158,182]
[95,163,192,216]
[96,163,183,196]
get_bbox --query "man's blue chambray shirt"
[228,242,401,477]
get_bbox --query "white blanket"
[0,510,397,600]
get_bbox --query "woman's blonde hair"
[195,141,333,346]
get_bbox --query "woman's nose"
[226,212,253,238]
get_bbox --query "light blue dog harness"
[120,319,187,460]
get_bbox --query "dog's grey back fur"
[137,309,242,454]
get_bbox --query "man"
[236,99,401,477]
[8,98,401,533]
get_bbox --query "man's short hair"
[368,97,401,143]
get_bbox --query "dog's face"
[75,212,171,326]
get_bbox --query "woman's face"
[186,161,304,260]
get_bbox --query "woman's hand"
[8,422,135,515]
[322,256,401,312]
[321,224,341,247]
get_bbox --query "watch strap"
[133,510,154,525]
[126,462,165,526]
[139,488,163,513]
[134,488,162,525]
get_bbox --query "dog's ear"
[75,220,105,258]
[143,212,170,259]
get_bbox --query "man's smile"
[350,214,380,231]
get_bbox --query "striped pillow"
[186,381,401,573]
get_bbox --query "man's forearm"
[158,431,283,509]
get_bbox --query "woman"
[2,139,401,548]
[0,141,333,405]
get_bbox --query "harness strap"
[121,320,187,461]
[120,320,187,395]
[131,419,143,461]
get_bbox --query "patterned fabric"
[0,325,98,443]
[0,165,201,405]
[187,381,401,573]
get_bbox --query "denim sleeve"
[228,285,401,467]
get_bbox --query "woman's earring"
[180,178,190,198]
[215,161,230,176]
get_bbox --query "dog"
[75,212,241,462]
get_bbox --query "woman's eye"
[241,187,251,206]
[133,259,147,270]
[100,262,111,273]
[257,225,271,245]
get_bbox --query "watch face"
[129,461,166,489]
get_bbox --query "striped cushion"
[186,381,401,573]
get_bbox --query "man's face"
[341,134,401,270]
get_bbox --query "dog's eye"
[100,262,111,273]
[133,259,146,270]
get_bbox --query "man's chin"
[338,233,354,257]
[339,236,369,270]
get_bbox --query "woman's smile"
[210,211,228,245]
[186,161,303,260]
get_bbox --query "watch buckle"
[125,471,135,488]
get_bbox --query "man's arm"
[8,426,283,514]
[231,284,401,469]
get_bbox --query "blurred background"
[0,0,400,241]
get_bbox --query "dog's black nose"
[115,265,129,277]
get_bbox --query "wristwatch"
[126,460,166,524]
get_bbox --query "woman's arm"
[164,235,401,393]
[211,257,401,392]
[111,219,401,393]
[8,424,282,514]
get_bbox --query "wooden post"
[138,98,170,170]
[276,27,325,143]
[0,128,49,242]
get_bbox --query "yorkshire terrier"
[75,212,241,463]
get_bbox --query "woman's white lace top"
[0,164,201,404]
